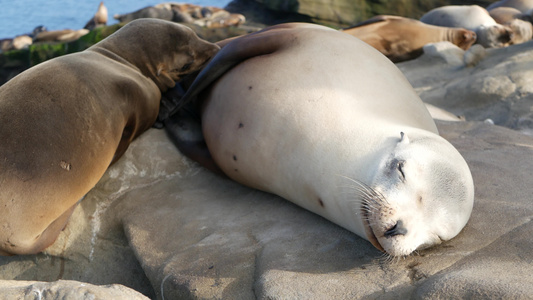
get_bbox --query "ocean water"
[0,0,233,39]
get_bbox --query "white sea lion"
[488,7,533,44]
[163,23,475,256]
[0,19,219,255]
[341,15,476,63]
[504,18,532,43]
[420,5,513,48]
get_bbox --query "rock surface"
[0,280,149,300]
[398,40,533,136]
[2,116,532,298]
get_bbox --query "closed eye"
[397,160,406,180]
[178,62,193,73]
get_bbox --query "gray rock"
[422,41,465,66]
[398,40,533,135]
[0,280,149,300]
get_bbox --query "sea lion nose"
[384,220,407,237]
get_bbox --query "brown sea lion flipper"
[168,23,313,116]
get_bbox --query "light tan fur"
[84,2,108,30]
[0,19,219,255]
[342,15,476,63]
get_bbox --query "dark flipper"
[154,72,197,129]
[155,78,222,174]
[166,23,299,117]
[164,103,225,176]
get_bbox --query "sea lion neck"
[87,46,140,73]
[88,41,175,92]
[88,22,191,91]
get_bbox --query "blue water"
[0,0,233,39]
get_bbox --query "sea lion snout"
[384,220,408,237]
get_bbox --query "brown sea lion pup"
[341,15,476,63]
[84,2,108,30]
[0,19,219,255]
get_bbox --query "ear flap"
[156,64,176,90]
[399,132,409,145]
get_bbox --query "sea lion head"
[362,131,474,257]
[476,24,513,48]
[506,19,533,45]
[452,28,477,50]
[91,18,220,91]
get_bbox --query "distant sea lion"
[114,6,176,23]
[489,7,533,44]
[193,10,246,28]
[487,0,533,13]
[420,5,513,48]
[164,23,475,256]
[0,39,10,52]
[503,19,532,44]
[489,6,527,23]
[0,19,219,255]
[84,1,108,30]
[30,26,47,38]
[115,3,245,28]
[0,35,32,52]
[341,15,476,63]
[33,29,90,43]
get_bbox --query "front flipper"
[164,103,225,176]
[168,23,311,116]
[154,79,189,129]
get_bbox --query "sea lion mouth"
[362,208,385,253]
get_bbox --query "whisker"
[336,175,388,207]
[337,174,375,194]
[337,184,375,198]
